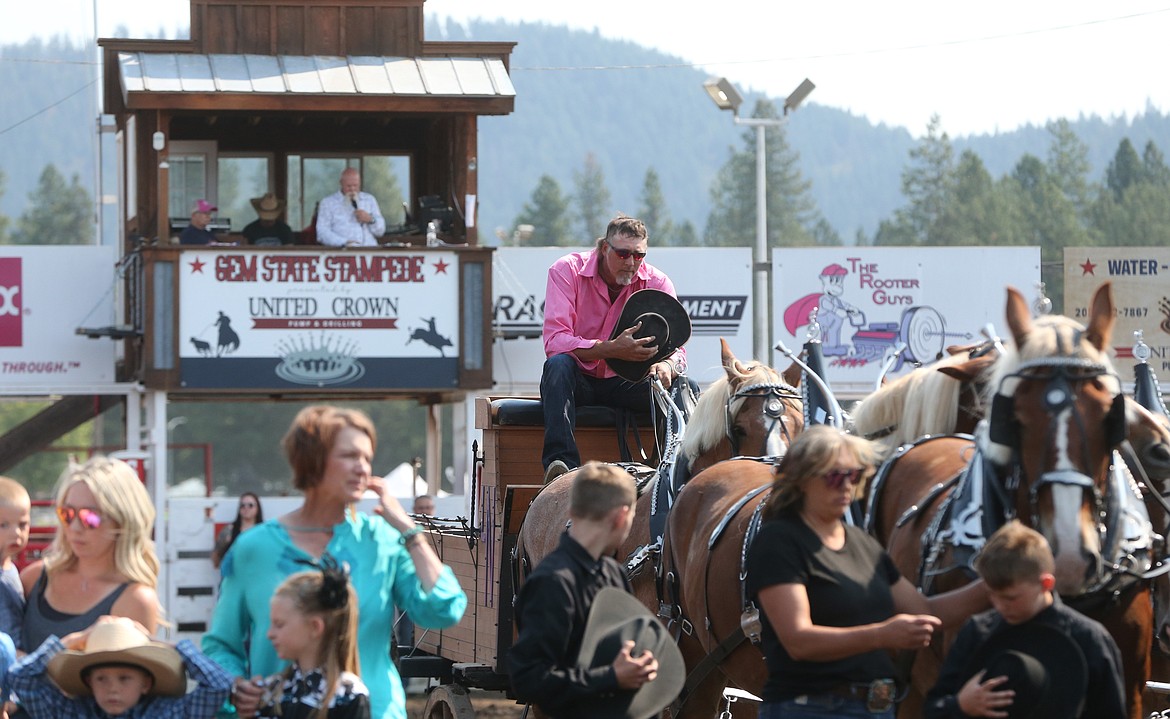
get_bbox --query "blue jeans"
[759,695,895,719]
[539,353,652,469]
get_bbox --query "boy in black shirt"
[925,521,1125,718]
[510,463,659,718]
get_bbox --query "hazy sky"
[5,0,1169,136]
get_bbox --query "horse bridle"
[990,357,1141,595]
[724,381,801,458]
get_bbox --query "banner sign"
[491,247,754,388]
[1064,247,1170,372]
[774,247,1041,394]
[0,247,117,387]
[178,250,460,389]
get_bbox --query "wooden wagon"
[407,396,658,718]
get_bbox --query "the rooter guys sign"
[179,250,459,390]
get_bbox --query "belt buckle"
[866,679,895,713]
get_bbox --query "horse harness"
[629,379,796,577]
[883,355,1158,602]
[656,459,776,715]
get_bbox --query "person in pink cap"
[180,199,218,246]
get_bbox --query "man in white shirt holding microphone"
[316,167,387,247]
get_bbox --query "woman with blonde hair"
[20,456,160,652]
[745,426,988,718]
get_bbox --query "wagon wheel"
[422,684,476,719]
[899,306,945,366]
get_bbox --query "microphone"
[351,196,359,210]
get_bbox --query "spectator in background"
[0,476,30,642]
[412,495,435,518]
[316,168,385,247]
[211,493,264,570]
[179,199,218,246]
[243,193,294,246]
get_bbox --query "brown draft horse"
[870,283,1158,719]
[515,338,804,616]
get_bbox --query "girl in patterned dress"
[258,557,370,719]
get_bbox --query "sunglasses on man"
[57,506,103,529]
[605,238,647,261]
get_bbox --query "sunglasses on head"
[822,468,865,490]
[57,506,102,529]
[605,238,647,261]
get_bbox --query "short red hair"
[282,406,377,491]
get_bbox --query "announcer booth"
[92,0,511,640]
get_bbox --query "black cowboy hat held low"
[607,289,691,382]
[960,622,1088,719]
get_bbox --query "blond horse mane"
[851,351,974,455]
[681,360,786,463]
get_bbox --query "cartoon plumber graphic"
[783,263,863,356]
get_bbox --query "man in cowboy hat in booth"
[540,213,692,484]
[924,521,1124,718]
[243,192,294,246]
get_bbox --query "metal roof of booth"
[117,52,516,110]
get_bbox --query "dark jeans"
[540,353,652,469]
[759,696,894,718]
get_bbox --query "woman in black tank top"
[19,457,161,652]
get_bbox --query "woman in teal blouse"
[203,406,466,719]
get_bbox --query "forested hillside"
[2,19,1168,241]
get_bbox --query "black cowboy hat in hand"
[960,623,1088,719]
[576,587,685,719]
[607,289,692,382]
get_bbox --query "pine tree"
[11,164,92,244]
[703,99,819,247]
[900,114,956,245]
[1010,153,1090,310]
[1045,119,1091,214]
[672,220,699,247]
[1105,138,1142,200]
[513,175,573,246]
[1141,141,1170,186]
[573,153,611,242]
[637,168,673,244]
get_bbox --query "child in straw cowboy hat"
[8,615,232,718]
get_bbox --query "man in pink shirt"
[540,215,688,483]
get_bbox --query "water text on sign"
[1106,259,1161,275]
[847,257,920,305]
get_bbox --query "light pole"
[703,77,815,364]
